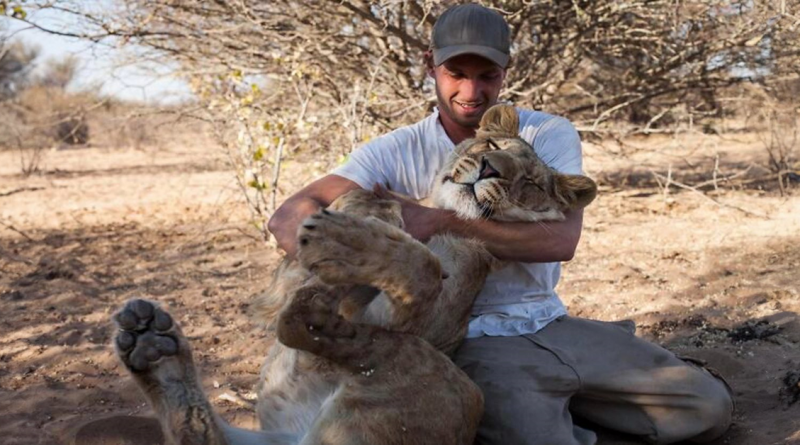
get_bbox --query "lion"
[109,105,597,445]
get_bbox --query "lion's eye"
[525,177,546,192]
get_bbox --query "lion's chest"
[256,345,341,435]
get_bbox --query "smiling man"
[268,4,732,444]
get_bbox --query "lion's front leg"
[113,299,230,445]
[113,299,300,445]
[296,209,444,309]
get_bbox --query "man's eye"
[482,74,500,81]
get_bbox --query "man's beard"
[436,88,488,128]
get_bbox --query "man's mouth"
[454,100,483,113]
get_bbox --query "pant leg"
[531,316,733,445]
[452,335,595,445]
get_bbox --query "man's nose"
[460,78,482,101]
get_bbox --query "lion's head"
[433,104,597,221]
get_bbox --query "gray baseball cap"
[431,4,511,68]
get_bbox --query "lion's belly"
[256,344,340,436]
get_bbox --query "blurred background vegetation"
[2,0,798,237]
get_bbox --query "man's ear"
[424,50,435,77]
[477,104,519,138]
[554,173,598,210]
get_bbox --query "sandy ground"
[0,130,798,444]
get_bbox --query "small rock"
[779,370,800,407]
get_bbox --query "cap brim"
[433,45,509,68]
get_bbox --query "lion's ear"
[477,104,519,137]
[554,174,598,210]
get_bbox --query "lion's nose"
[478,159,500,180]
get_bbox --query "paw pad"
[114,299,179,372]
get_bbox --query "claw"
[307,312,328,329]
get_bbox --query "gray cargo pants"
[452,316,733,445]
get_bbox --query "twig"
[662,164,673,202]
[648,171,769,219]
[0,220,36,241]
[0,187,45,197]
[269,137,284,213]
[712,153,720,193]
[693,164,755,189]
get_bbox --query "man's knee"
[685,367,733,443]
[647,362,733,444]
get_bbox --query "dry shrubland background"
[2,3,800,444]
[2,2,798,225]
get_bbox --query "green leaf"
[253,146,265,161]
[247,179,266,191]
[12,6,27,20]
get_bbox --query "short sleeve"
[531,116,583,175]
[330,139,393,190]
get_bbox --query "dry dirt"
[1,130,798,445]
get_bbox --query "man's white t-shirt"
[331,107,583,338]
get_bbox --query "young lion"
[111,105,597,445]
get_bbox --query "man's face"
[429,54,506,129]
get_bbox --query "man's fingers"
[372,183,392,199]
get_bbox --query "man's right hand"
[268,174,361,257]
[372,184,450,242]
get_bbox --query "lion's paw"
[114,299,182,373]
[297,210,402,285]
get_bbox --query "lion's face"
[433,105,597,221]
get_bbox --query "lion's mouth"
[478,202,494,218]
[448,178,495,217]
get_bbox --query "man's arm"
[393,196,583,263]
[444,209,583,262]
[268,174,361,257]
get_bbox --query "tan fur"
[111,105,597,445]
[475,102,519,139]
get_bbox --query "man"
[268,4,733,444]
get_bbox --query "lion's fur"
[115,105,597,445]
[251,105,597,443]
